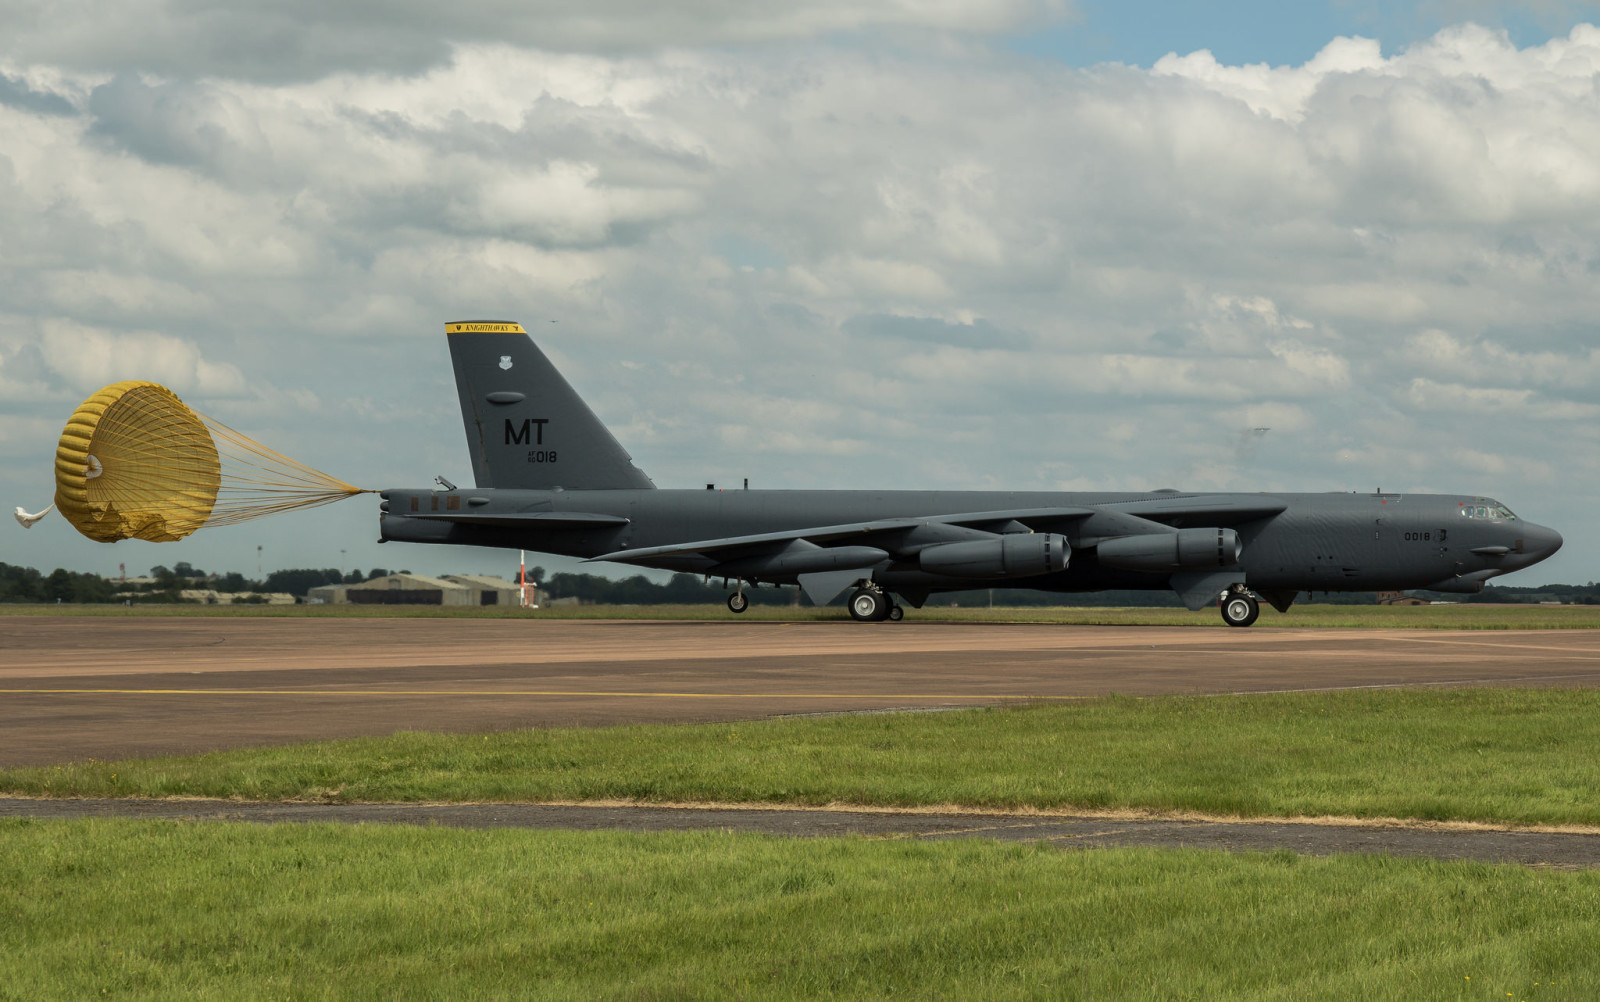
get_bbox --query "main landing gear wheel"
[1220,590,1260,628]
[727,591,749,614]
[887,604,904,622]
[848,588,890,622]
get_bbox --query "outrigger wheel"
[727,590,749,614]
[848,587,891,622]
[1219,586,1260,628]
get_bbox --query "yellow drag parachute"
[51,380,369,543]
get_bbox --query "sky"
[1,0,1597,587]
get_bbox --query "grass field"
[4,601,1599,628]
[3,820,1595,1001]
[10,689,1600,827]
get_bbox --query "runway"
[4,615,1600,767]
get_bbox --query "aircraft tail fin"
[446,321,655,491]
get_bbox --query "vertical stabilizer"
[446,321,654,490]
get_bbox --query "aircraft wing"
[588,507,1096,566]
[1106,495,1287,525]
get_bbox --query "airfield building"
[308,573,525,606]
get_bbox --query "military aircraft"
[378,321,1564,626]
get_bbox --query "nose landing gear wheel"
[1220,591,1259,628]
[887,604,904,622]
[727,591,749,614]
[848,588,889,622]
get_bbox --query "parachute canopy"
[52,380,368,543]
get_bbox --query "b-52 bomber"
[378,321,1564,626]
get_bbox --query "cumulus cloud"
[37,319,247,397]
[1,18,1597,580]
[1403,377,1600,420]
[1397,328,1600,392]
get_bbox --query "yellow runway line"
[0,687,1087,700]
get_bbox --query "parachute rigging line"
[200,414,371,528]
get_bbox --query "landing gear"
[848,587,891,622]
[887,604,904,622]
[727,589,749,614]
[1219,588,1260,628]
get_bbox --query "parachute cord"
[197,414,373,528]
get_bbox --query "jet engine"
[918,533,1070,579]
[1096,527,1241,571]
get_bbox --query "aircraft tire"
[727,591,749,614]
[848,588,887,622]
[1220,592,1260,628]
[887,604,904,622]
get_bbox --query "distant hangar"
[309,573,525,606]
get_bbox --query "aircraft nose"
[1519,523,1563,563]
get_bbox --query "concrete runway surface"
[4,616,1600,767]
[3,798,1598,867]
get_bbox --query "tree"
[71,574,114,603]
[263,568,344,597]
[0,563,45,603]
[43,569,75,602]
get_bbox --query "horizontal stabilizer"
[411,511,630,528]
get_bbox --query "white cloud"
[1154,34,1387,122]
[1397,328,1600,391]
[36,319,247,397]
[1403,377,1600,420]
[461,160,702,245]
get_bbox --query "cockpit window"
[1458,502,1517,520]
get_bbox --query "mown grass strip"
[4,601,1599,628]
[9,689,1600,826]
[3,820,1596,1001]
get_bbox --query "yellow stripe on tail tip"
[446,321,526,334]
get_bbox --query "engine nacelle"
[1096,528,1242,571]
[919,533,1070,579]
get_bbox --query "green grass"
[2,820,1596,1001]
[11,689,1600,826]
[4,601,1599,628]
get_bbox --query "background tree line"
[2,561,1596,605]
[0,563,403,603]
